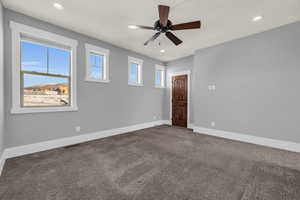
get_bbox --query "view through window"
[129,62,139,84]
[155,70,162,86]
[21,40,71,107]
[155,66,165,88]
[89,53,104,80]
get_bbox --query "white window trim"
[155,64,165,88]
[10,21,78,114]
[85,43,110,83]
[128,56,143,86]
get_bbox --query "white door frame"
[168,70,191,128]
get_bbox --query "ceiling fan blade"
[165,32,182,46]
[170,21,201,30]
[144,32,161,46]
[134,25,155,30]
[158,5,169,27]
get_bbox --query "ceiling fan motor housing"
[154,20,172,32]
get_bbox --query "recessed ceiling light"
[53,2,64,10]
[252,16,262,22]
[128,25,139,29]
[160,49,165,53]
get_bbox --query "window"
[85,44,109,83]
[155,65,165,88]
[128,56,143,86]
[21,41,71,107]
[10,21,78,114]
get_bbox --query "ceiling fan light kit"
[131,5,201,46]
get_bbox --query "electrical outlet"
[211,122,215,127]
[208,85,216,91]
[75,126,81,132]
[211,85,216,90]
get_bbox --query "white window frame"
[128,56,143,86]
[10,21,78,114]
[85,43,110,83]
[155,64,165,88]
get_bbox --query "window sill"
[85,78,110,83]
[128,82,144,87]
[11,105,78,114]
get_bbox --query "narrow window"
[155,65,165,88]
[128,56,143,86]
[85,44,110,83]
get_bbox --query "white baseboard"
[162,120,171,125]
[193,126,300,153]
[0,120,167,176]
[188,123,194,129]
[162,120,194,129]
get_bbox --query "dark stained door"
[172,75,188,127]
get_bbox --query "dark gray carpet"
[1,125,300,200]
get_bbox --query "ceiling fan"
[130,5,201,46]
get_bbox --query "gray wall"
[0,3,4,154]
[164,56,194,122]
[4,9,165,148]
[3,8,300,149]
[193,21,300,143]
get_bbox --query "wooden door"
[172,75,188,127]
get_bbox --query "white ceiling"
[2,0,300,62]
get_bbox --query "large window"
[21,40,71,107]
[155,65,165,88]
[85,44,110,83]
[10,21,78,113]
[128,56,143,86]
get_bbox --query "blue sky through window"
[24,74,68,87]
[129,63,138,83]
[156,70,162,86]
[21,41,70,87]
[89,53,103,79]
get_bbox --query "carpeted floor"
[1,125,300,200]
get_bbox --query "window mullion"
[47,47,50,74]
[21,71,69,79]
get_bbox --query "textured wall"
[193,21,300,143]
[4,9,165,148]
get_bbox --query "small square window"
[85,44,109,83]
[128,56,143,86]
[155,65,165,88]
